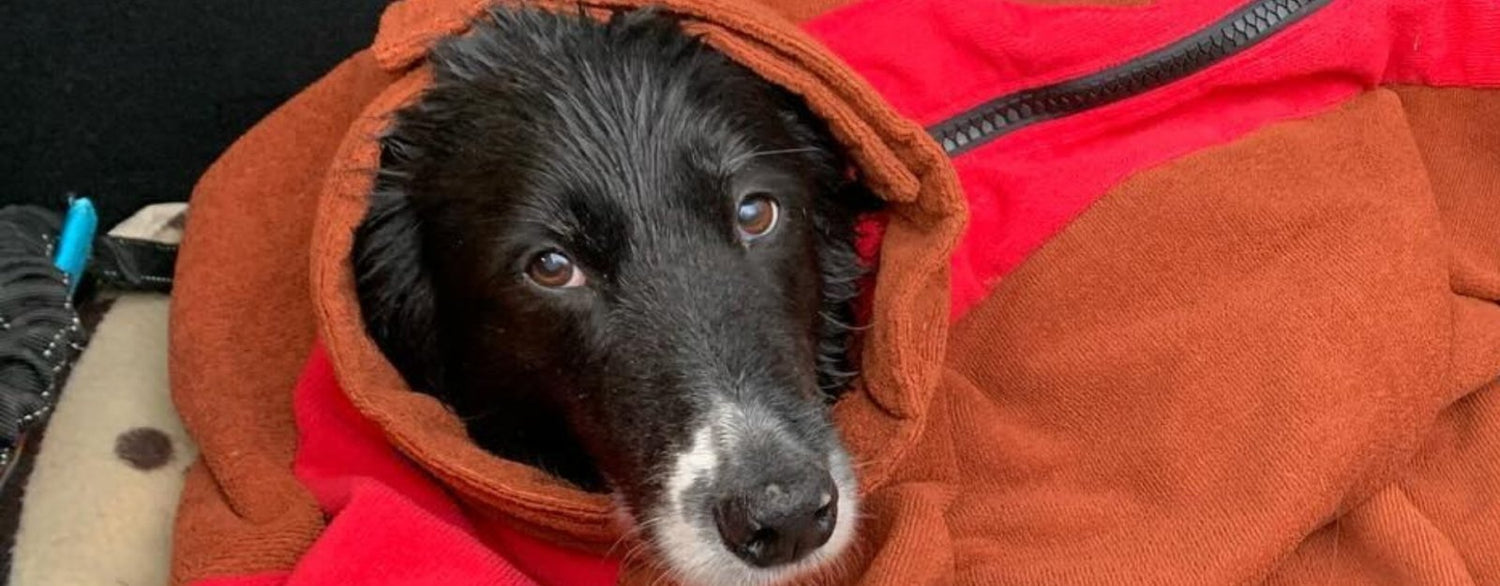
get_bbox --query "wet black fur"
[352,6,872,498]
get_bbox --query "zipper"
[928,0,1332,156]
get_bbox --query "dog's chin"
[620,426,860,586]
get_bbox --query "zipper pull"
[53,196,98,298]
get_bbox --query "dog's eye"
[526,251,587,289]
[735,194,779,240]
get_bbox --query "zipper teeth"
[929,0,1332,156]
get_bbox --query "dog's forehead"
[517,117,802,226]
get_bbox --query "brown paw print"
[114,427,174,470]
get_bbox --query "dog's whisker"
[454,406,505,423]
[619,539,655,568]
[649,564,674,586]
[725,146,823,170]
[818,308,872,329]
[606,517,655,559]
[818,368,860,384]
[847,456,881,471]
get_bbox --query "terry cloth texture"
[170,0,1500,584]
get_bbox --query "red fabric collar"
[193,344,621,586]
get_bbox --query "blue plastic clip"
[53,196,97,297]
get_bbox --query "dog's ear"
[352,187,445,394]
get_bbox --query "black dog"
[353,6,872,584]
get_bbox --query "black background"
[1,0,389,228]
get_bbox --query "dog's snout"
[713,470,838,568]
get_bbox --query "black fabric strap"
[90,235,178,293]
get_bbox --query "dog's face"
[353,8,869,585]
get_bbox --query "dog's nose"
[713,471,838,567]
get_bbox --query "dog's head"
[353,7,871,585]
